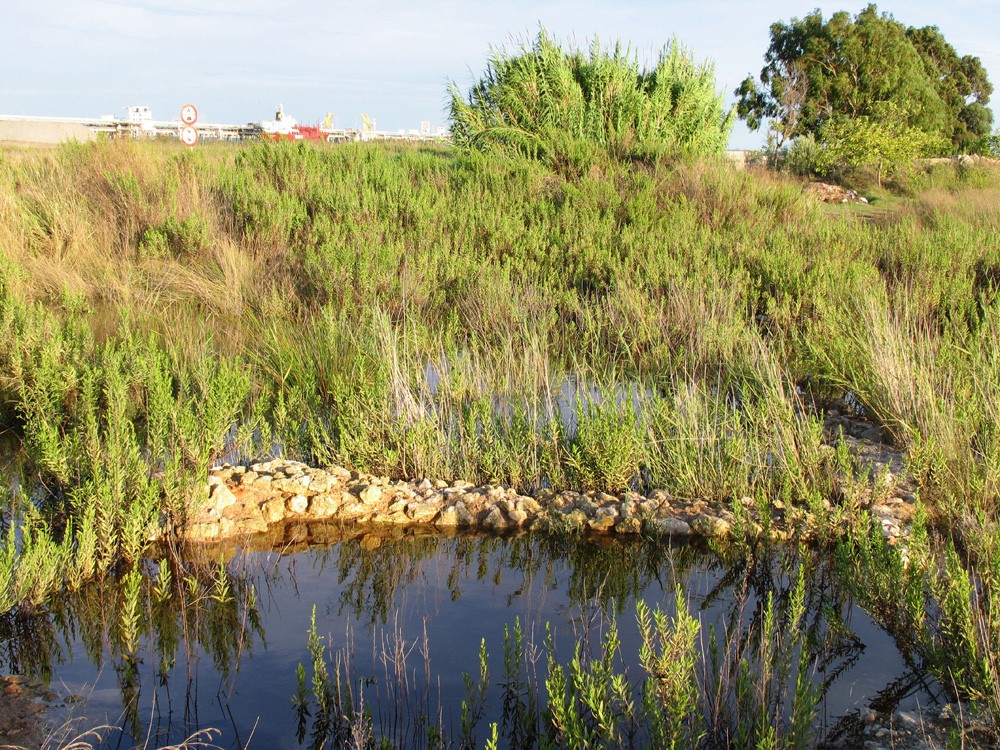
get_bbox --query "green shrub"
[139,212,210,258]
[782,134,833,178]
[822,103,949,186]
[448,29,733,164]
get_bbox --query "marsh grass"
[2,139,1000,731]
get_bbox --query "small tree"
[822,103,947,186]
[448,29,733,163]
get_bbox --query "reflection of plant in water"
[0,605,60,684]
[319,534,705,626]
[0,554,262,744]
[325,535,444,624]
[294,585,818,749]
[837,509,1000,741]
[294,541,877,749]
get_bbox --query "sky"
[3,0,998,149]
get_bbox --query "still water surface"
[3,531,937,748]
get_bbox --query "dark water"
[0,529,939,749]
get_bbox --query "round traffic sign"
[180,125,198,147]
[180,103,198,125]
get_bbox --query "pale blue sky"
[3,1,997,148]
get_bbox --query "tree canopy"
[449,30,733,163]
[736,4,993,154]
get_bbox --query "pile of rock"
[179,445,918,547]
[182,459,740,544]
[803,181,869,204]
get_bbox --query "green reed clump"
[449,29,733,163]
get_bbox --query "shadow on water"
[0,528,942,749]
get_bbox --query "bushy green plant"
[823,103,949,186]
[782,134,834,178]
[449,29,733,163]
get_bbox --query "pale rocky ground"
[0,675,54,749]
[822,705,996,750]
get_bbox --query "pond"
[0,527,941,749]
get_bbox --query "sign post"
[180,103,198,146]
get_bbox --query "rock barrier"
[180,451,916,547]
[183,459,738,543]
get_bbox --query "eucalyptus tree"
[737,4,993,154]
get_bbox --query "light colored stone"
[339,502,370,520]
[481,507,509,532]
[646,517,691,536]
[507,509,529,526]
[260,497,286,524]
[358,485,383,505]
[640,499,661,515]
[227,514,268,535]
[561,508,589,531]
[435,500,475,528]
[310,494,340,517]
[287,494,309,513]
[616,517,642,534]
[435,505,461,527]
[386,510,412,524]
[691,514,730,538]
[587,515,616,532]
[187,522,220,542]
[406,502,439,523]
[309,475,335,493]
[210,483,237,512]
[518,496,541,514]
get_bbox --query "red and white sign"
[180,103,198,125]
[180,125,198,147]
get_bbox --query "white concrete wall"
[0,119,96,144]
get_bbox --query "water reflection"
[0,532,936,748]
